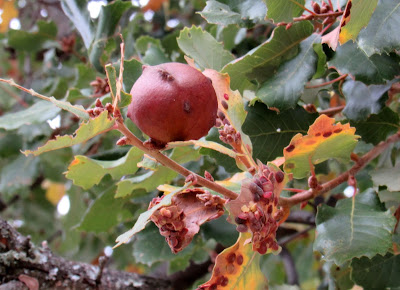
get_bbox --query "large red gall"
[127,62,218,144]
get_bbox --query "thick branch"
[0,218,170,289]
[279,131,400,207]
[116,120,239,200]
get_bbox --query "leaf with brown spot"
[284,115,359,178]
[199,232,268,290]
[150,189,226,253]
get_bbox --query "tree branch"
[279,130,400,207]
[0,218,171,289]
[116,120,239,200]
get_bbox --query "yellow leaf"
[0,0,18,33]
[43,180,66,205]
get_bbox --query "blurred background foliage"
[0,0,399,289]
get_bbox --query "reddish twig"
[279,130,400,207]
[305,74,348,89]
[116,120,239,200]
[288,0,316,15]
[319,105,346,117]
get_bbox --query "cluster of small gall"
[90,77,110,97]
[150,202,187,253]
[218,124,241,145]
[234,166,285,254]
[87,99,114,119]
[149,190,226,253]
[59,34,76,55]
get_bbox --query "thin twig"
[319,105,345,116]
[279,130,400,207]
[305,74,348,89]
[116,120,239,200]
[288,0,316,15]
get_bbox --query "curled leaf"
[150,188,226,253]
[284,114,359,178]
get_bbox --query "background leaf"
[314,190,396,265]
[357,0,400,57]
[256,34,320,110]
[351,253,400,290]
[265,0,305,23]
[77,186,132,233]
[221,21,313,92]
[66,147,144,190]
[177,26,235,71]
[350,107,400,145]
[22,111,114,156]
[342,79,393,121]
[371,165,400,192]
[0,101,60,130]
[61,0,94,48]
[243,102,318,164]
[329,41,400,85]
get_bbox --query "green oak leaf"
[7,21,58,52]
[77,186,132,233]
[351,253,400,290]
[122,58,142,92]
[221,21,314,92]
[200,0,267,25]
[329,41,400,85]
[0,155,39,198]
[104,64,132,108]
[314,190,396,265]
[115,146,200,198]
[256,34,320,110]
[199,1,243,26]
[0,101,60,131]
[23,111,114,156]
[242,102,318,164]
[265,0,305,23]
[342,79,393,121]
[357,0,400,57]
[339,0,378,44]
[88,1,132,71]
[61,0,94,48]
[177,26,235,71]
[371,165,400,192]
[65,147,144,190]
[350,107,400,145]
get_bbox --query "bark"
[0,218,171,289]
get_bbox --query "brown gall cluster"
[230,165,285,254]
[149,190,226,253]
[218,124,241,146]
[90,77,110,96]
[86,98,114,119]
